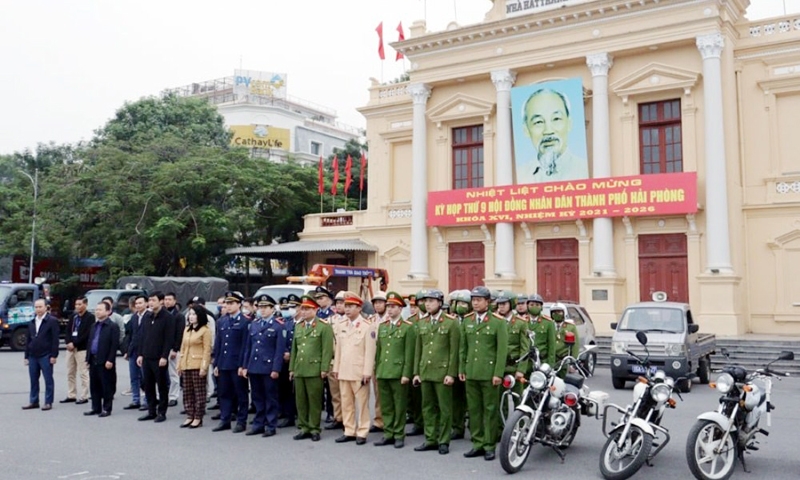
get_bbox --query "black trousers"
[89,362,116,413]
[142,358,169,416]
[218,369,249,426]
[278,362,296,419]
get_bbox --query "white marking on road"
[57,472,88,479]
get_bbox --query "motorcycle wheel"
[685,419,737,480]
[499,410,534,474]
[599,425,653,480]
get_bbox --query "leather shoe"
[75,399,88,405]
[463,448,485,458]
[154,415,166,423]
[209,403,220,410]
[211,413,221,420]
[189,420,203,429]
[277,418,295,428]
[407,426,424,436]
[98,411,111,418]
[138,414,157,421]
[369,425,383,433]
[356,437,367,445]
[138,405,148,411]
[484,451,496,461]
[414,443,438,452]
[212,423,231,432]
[451,432,465,440]
[293,432,312,440]
[324,421,343,430]
[168,400,178,407]
[59,398,76,404]
[262,429,276,437]
[123,403,140,410]
[335,435,356,443]
[374,438,395,446]
[438,444,450,455]
[394,439,405,449]
[311,433,321,442]
[41,404,52,411]
[232,423,246,433]
[84,411,99,416]
[246,428,265,436]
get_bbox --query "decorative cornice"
[696,32,724,60]
[586,53,613,77]
[408,83,431,105]
[490,69,517,92]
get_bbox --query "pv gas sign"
[234,69,287,99]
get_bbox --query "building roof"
[226,239,377,257]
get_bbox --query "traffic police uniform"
[241,294,286,436]
[324,290,346,430]
[460,286,508,459]
[413,290,460,454]
[212,291,250,433]
[289,296,334,439]
[374,291,416,446]
[276,295,299,428]
[527,294,557,368]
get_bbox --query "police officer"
[496,292,530,396]
[515,294,529,318]
[211,291,249,434]
[460,286,508,461]
[551,303,579,378]
[527,294,557,367]
[412,289,459,455]
[324,290,346,431]
[289,295,334,442]
[407,294,419,318]
[406,289,428,437]
[276,294,299,429]
[315,286,336,425]
[241,294,286,437]
[368,291,388,433]
[449,290,471,440]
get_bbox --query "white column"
[586,53,616,276]
[408,83,432,278]
[491,69,517,277]
[697,32,733,274]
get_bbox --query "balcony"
[365,79,410,107]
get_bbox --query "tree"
[324,138,369,211]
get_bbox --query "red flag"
[344,155,353,193]
[360,150,367,191]
[396,22,405,61]
[317,156,324,195]
[376,22,385,60]
[331,156,339,195]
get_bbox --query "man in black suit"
[22,299,60,411]
[85,302,120,417]
[61,296,95,404]
[137,291,175,423]
[123,295,149,410]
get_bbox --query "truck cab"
[0,281,49,351]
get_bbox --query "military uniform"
[368,291,388,431]
[460,306,508,455]
[529,314,557,368]
[554,320,580,378]
[375,292,416,444]
[212,292,250,432]
[289,296,334,438]
[503,311,531,395]
[406,293,426,435]
[240,294,286,436]
[449,290,471,440]
[315,287,337,424]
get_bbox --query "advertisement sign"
[511,77,588,184]
[427,172,697,227]
[234,69,287,99]
[505,0,597,18]
[229,125,290,149]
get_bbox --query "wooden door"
[638,234,689,303]
[448,242,485,291]
[537,239,579,302]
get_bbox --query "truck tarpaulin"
[115,276,229,308]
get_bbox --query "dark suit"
[139,308,175,416]
[125,311,149,406]
[86,319,120,414]
[25,314,60,405]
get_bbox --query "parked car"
[254,285,317,319]
[542,301,598,375]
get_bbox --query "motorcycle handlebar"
[764,368,791,378]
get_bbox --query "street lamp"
[19,168,38,283]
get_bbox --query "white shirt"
[34,315,44,335]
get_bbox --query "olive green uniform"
[451,314,468,438]
[406,312,425,431]
[529,314,557,368]
[414,311,460,446]
[554,322,580,378]
[503,313,531,394]
[289,318,334,435]
[375,318,416,440]
[460,311,508,453]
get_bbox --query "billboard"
[229,125,290,150]
[511,77,588,184]
[505,0,598,18]
[234,69,287,99]
[427,172,697,226]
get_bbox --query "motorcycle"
[498,332,607,474]
[685,348,794,480]
[599,331,682,480]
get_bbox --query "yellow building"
[289,0,800,336]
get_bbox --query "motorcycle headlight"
[539,363,552,376]
[611,341,628,354]
[651,383,671,403]
[714,373,734,394]
[530,371,548,390]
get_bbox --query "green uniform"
[503,313,531,395]
[406,313,425,431]
[451,314,468,437]
[375,318,416,440]
[414,311,460,446]
[289,318,334,435]
[460,311,508,452]
[529,314,557,368]
[554,321,580,378]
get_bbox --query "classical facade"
[297,0,800,336]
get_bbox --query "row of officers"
[202,285,579,461]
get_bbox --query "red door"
[537,239,579,302]
[638,234,689,303]
[448,242,485,291]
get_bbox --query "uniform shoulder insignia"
[541,315,554,322]
[565,319,575,325]
[443,312,456,320]
[363,316,374,324]
[275,318,285,325]
[516,314,530,323]
[464,312,476,319]
[403,319,413,325]
[318,318,330,324]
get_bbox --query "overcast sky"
[0,0,794,154]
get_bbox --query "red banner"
[427,173,697,226]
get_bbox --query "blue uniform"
[278,315,296,421]
[213,312,249,427]
[242,315,286,432]
[317,306,333,320]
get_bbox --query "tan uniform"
[333,315,378,438]
[328,313,345,423]
[368,312,385,429]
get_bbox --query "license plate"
[631,365,658,374]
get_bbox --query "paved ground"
[2,348,799,480]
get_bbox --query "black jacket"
[86,320,120,366]
[124,310,150,356]
[139,308,175,360]
[66,310,96,351]
[25,314,60,360]
[168,307,185,352]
